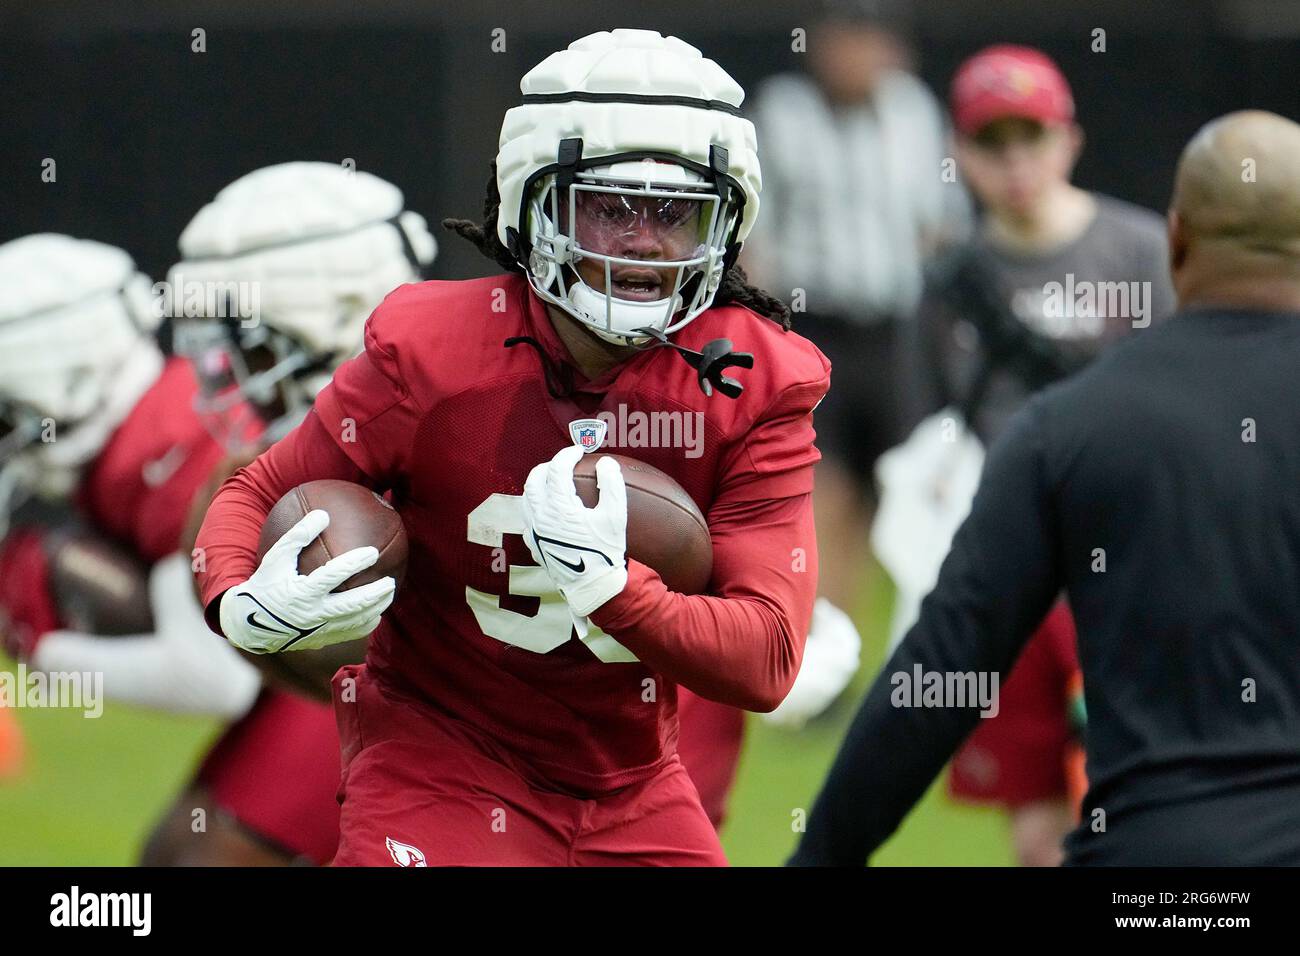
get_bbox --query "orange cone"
[0,704,23,779]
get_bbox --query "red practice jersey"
[197,274,830,795]
[80,357,230,562]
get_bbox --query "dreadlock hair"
[441,162,793,330]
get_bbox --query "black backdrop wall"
[5,0,1299,283]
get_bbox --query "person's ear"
[1065,123,1086,172]
[1168,208,1188,274]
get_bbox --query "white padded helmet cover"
[0,233,157,423]
[496,29,762,250]
[170,161,436,357]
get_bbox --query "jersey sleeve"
[588,363,827,710]
[310,310,426,485]
[194,409,372,630]
[195,302,427,630]
[714,366,829,503]
[590,491,817,712]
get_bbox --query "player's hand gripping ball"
[522,445,629,619]
[219,509,394,654]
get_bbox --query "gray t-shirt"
[912,194,1175,441]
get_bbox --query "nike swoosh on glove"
[522,445,628,621]
[218,509,395,654]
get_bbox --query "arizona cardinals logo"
[386,836,427,867]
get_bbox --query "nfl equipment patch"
[568,418,607,454]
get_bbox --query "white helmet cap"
[168,162,437,447]
[0,234,158,427]
[0,234,163,531]
[495,30,762,343]
[171,161,436,356]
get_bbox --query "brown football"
[256,480,408,592]
[572,453,712,595]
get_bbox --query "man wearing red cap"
[931,44,1174,414]
[876,44,1174,864]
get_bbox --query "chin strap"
[633,327,754,399]
[504,329,753,401]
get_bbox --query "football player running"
[0,163,436,864]
[195,30,830,866]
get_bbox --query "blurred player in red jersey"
[146,163,437,865]
[0,231,267,820]
[194,29,830,866]
[947,601,1086,865]
[0,164,436,864]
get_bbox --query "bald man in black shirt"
[791,110,1300,866]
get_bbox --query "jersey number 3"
[465,493,637,663]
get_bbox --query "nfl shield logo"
[568,418,608,454]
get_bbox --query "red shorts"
[675,688,745,829]
[948,601,1080,808]
[331,665,726,867]
[198,687,341,864]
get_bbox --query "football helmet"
[0,234,162,534]
[496,29,762,344]
[169,162,437,451]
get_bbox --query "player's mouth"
[610,268,665,302]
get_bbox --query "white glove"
[33,553,262,718]
[219,509,395,654]
[763,598,862,729]
[521,445,628,621]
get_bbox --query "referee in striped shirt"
[743,0,970,612]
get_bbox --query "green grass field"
[0,569,1012,866]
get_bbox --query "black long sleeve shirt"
[792,307,1300,866]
